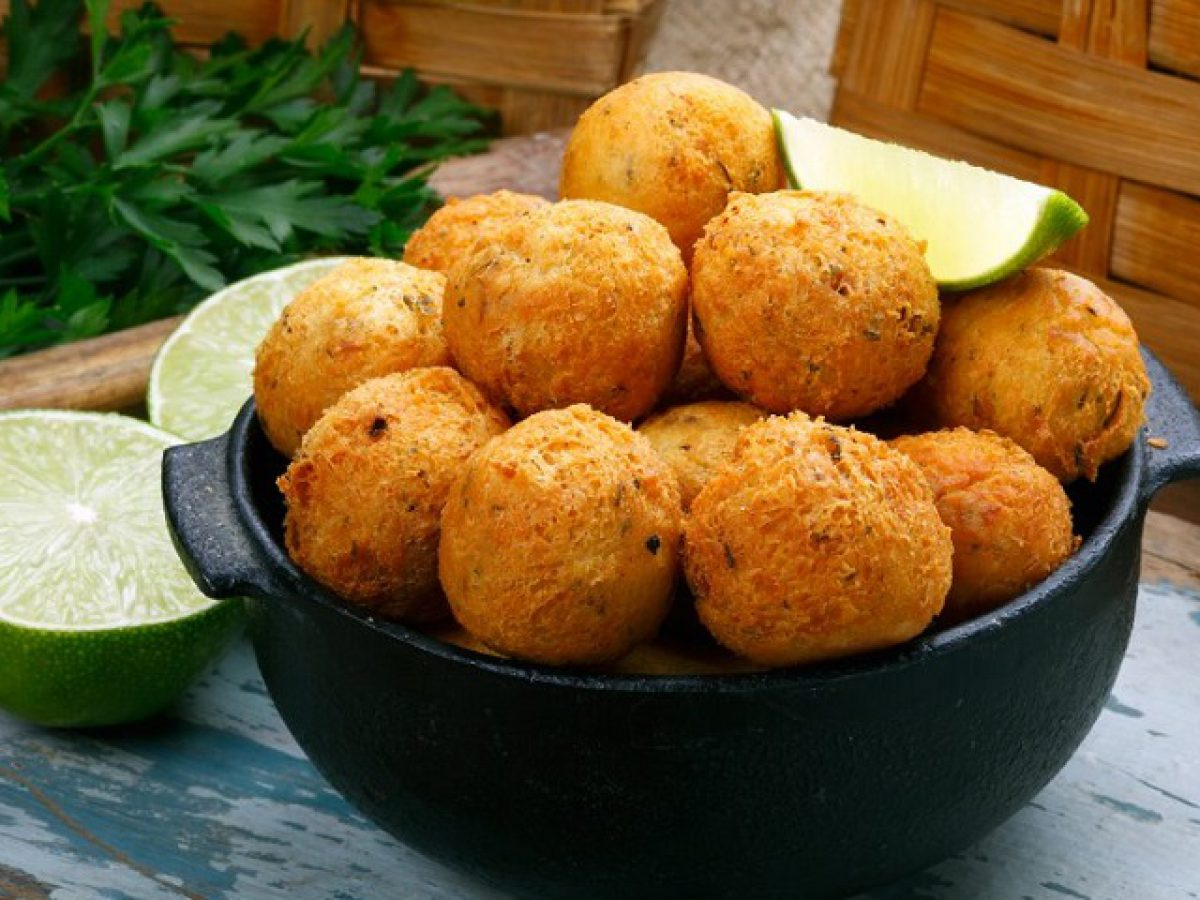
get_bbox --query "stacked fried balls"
[254,71,1150,674]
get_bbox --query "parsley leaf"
[0,0,492,356]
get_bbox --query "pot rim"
[227,399,1146,695]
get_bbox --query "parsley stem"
[18,85,99,169]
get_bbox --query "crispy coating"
[402,190,549,274]
[559,71,783,262]
[685,413,952,667]
[254,258,452,457]
[692,191,939,418]
[443,200,688,421]
[278,368,509,623]
[439,405,683,665]
[637,401,766,509]
[661,318,733,405]
[891,428,1079,622]
[917,268,1149,481]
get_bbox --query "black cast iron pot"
[163,350,1200,900]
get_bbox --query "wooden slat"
[1045,0,1147,274]
[1111,181,1200,309]
[434,0,608,11]
[1149,0,1200,78]
[1142,509,1200,575]
[936,0,1061,35]
[839,0,937,109]
[1151,482,1200,529]
[0,316,183,413]
[617,0,665,80]
[831,89,1044,183]
[358,2,626,95]
[282,0,352,44]
[1041,161,1118,273]
[830,0,863,77]
[106,0,283,44]
[1059,0,1148,65]
[918,8,1200,197]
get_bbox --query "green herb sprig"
[0,0,493,357]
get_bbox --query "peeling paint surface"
[1,583,1197,899]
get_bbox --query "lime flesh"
[772,111,1088,291]
[0,411,241,726]
[148,256,350,441]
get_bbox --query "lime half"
[772,111,1088,291]
[0,411,241,726]
[148,257,351,441]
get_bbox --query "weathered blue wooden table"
[2,532,1198,899]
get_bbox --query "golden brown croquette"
[916,268,1149,481]
[402,191,549,274]
[660,320,733,406]
[278,368,509,622]
[443,200,688,421]
[691,191,939,419]
[559,71,783,262]
[254,258,451,458]
[685,413,952,667]
[439,405,683,665]
[891,428,1079,621]
[637,401,766,509]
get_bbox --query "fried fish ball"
[685,414,952,667]
[891,428,1079,622]
[918,268,1149,481]
[439,405,683,665]
[637,401,766,509]
[254,258,451,457]
[443,200,688,421]
[402,190,549,274]
[692,191,939,419]
[560,71,783,262]
[661,319,733,406]
[278,368,509,623]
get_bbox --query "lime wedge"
[0,410,241,727]
[772,111,1088,291]
[148,257,350,441]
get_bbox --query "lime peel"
[0,410,241,726]
[772,111,1088,291]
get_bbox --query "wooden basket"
[95,0,665,135]
[831,0,1200,404]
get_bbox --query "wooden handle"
[0,315,183,413]
[0,131,567,415]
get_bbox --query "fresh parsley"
[0,0,493,357]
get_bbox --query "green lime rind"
[773,109,803,191]
[936,191,1088,292]
[0,599,242,728]
[771,109,1090,292]
[0,409,245,727]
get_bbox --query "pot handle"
[1141,349,1200,503]
[162,434,288,600]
